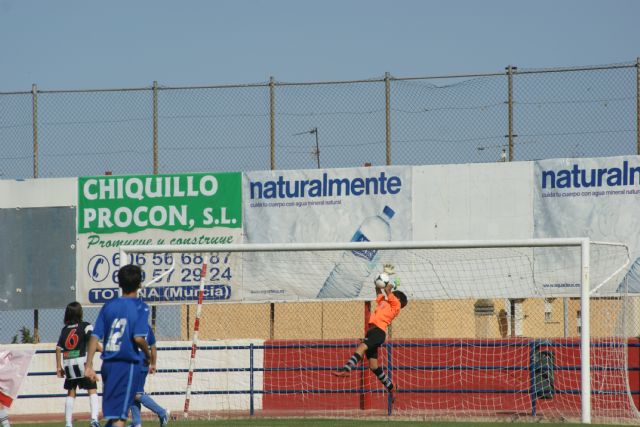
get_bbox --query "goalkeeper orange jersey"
[369,292,401,332]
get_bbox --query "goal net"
[120,238,639,424]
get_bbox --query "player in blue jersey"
[85,264,151,427]
[128,324,169,427]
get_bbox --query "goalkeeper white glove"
[383,263,396,275]
[382,264,400,290]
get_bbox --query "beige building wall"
[522,298,565,338]
[182,303,272,340]
[180,297,632,341]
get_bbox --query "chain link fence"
[0,60,638,343]
[1,60,637,180]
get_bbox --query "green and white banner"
[77,172,243,305]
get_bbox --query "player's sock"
[140,393,167,418]
[372,367,393,391]
[130,401,142,426]
[343,353,362,371]
[89,393,100,422]
[65,396,75,426]
[0,408,10,427]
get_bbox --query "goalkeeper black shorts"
[363,326,386,359]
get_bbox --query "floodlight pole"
[293,128,321,169]
[311,127,320,168]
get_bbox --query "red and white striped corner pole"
[183,262,207,419]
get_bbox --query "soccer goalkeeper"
[332,264,408,401]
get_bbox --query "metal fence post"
[152,81,159,332]
[385,72,392,165]
[636,57,639,155]
[153,80,159,175]
[32,84,38,178]
[269,76,276,170]
[31,83,40,343]
[506,65,517,162]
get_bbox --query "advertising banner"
[77,172,243,305]
[411,162,539,299]
[0,178,77,310]
[242,166,412,301]
[533,156,640,295]
[412,162,533,241]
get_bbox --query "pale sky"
[0,0,638,342]
[1,0,638,91]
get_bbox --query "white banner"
[534,156,640,294]
[410,162,544,299]
[243,166,412,300]
[412,162,533,241]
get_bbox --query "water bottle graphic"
[317,205,395,298]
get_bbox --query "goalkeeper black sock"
[343,353,362,371]
[372,367,393,391]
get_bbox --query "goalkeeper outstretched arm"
[378,263,400,299]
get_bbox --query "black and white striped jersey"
[56,321,93,379]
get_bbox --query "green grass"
[14,421,627,427]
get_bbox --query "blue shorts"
[101,360,141,420]
[133,368,149,394]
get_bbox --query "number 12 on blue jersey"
[105,318,128,352]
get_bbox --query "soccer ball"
[374,272,391,289]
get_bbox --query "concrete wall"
[13,340,263,418]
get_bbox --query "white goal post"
[120,238,634,424]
